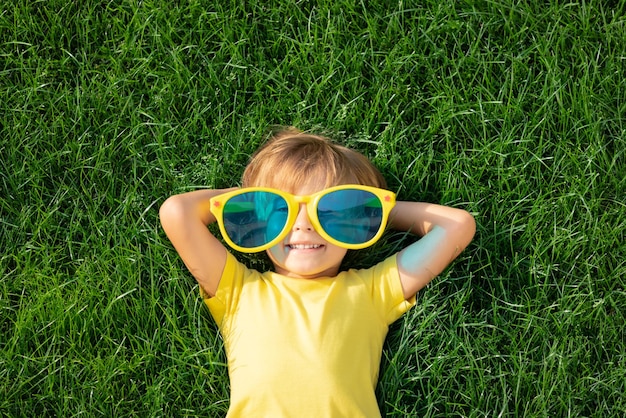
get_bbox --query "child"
[159,128,476,417]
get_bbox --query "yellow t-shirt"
[203,253,416,418]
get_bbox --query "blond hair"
[242,128,387,192]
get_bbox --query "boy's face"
[266,183,348,279]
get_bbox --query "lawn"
[1,0,625,416]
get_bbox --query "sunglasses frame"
[209,184,396,253]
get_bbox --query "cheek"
[266,246,282,261]
[326,245,348,262]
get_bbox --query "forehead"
[267,176,330,196]
[258,165,353,195]
[290,181,327,196]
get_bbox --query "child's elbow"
[159,196,185,228]
[458,210,476,246]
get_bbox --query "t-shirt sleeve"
[199,252,248,327]
[367,254,416,324]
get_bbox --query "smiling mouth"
[287,244,323,250]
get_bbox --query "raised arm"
[159,188,236,297]
[389,201,476,299]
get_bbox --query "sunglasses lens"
[317,189,383,245]
[222,191,288,249]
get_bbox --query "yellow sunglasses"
[209,184,396,253]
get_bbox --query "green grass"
[1,0,625,416]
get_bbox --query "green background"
[1,1,624,416]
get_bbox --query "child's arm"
[389,201,476,299]
[159,188,237,297]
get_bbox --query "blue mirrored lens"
[317,189,383,244]
[223,191,288,249]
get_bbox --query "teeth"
[289,244,322,250]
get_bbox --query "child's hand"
[389,201,476,299]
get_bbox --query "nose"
[292,203,313,231]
